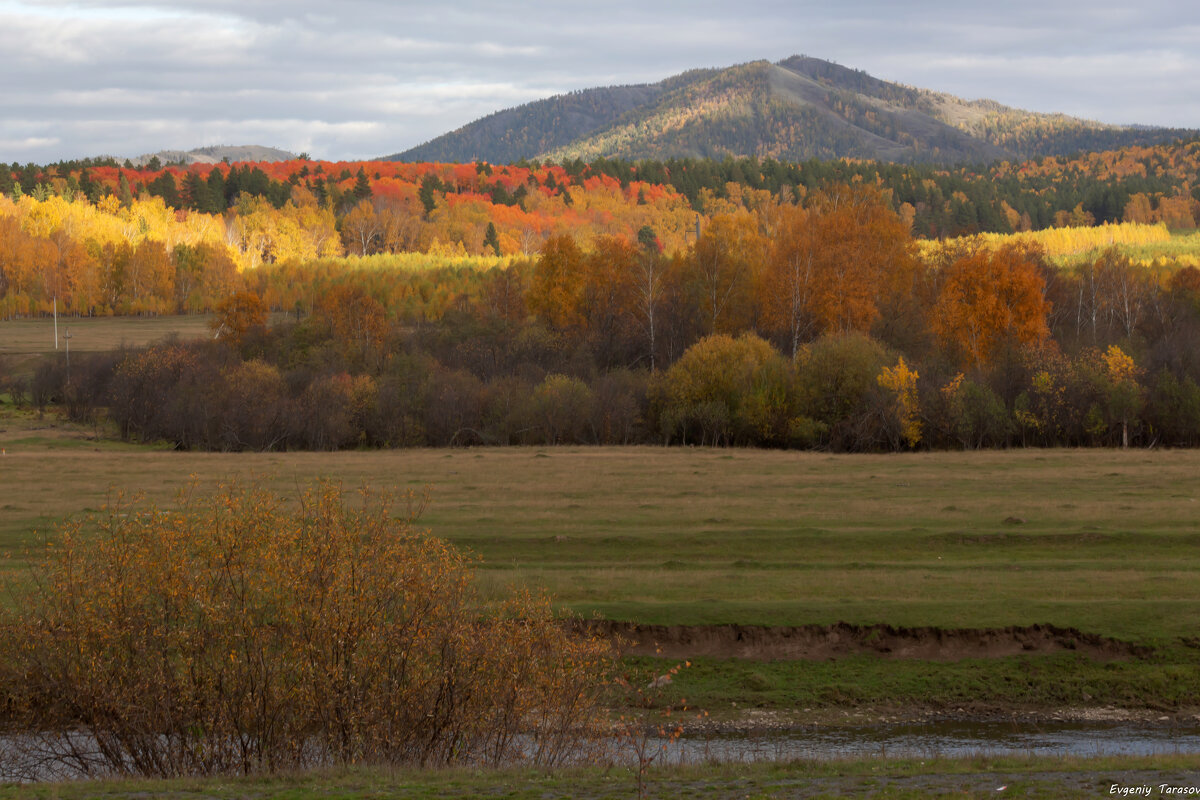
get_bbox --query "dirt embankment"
[576,620,1148,661]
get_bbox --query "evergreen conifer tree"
[483,222,501,256]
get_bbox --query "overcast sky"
[2,0,1198,164]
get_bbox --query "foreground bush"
[0,481,613,779]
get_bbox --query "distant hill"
[128,145,298,167]
[386,56,1195,165]
[392,81,683,165]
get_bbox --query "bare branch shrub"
[0,481,613,779]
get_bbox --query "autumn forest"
[4,140,1200,452]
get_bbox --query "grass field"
[4,409,1200,643]
[6,410,1200,781]
[3,754,1199,799]
[0,314,218,356]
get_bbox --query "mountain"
[386,56,1195,165]
[392,81,683,165]
[128,145,298,167]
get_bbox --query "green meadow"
[3,412,1200,643]
[3,754,1199,799]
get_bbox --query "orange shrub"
[0,481,613,779]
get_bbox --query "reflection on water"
[6,721,1200,780]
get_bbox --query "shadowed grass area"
[0,314,219,355]
[3,421,1200,642]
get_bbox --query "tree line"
[15,182,1200,452]
[4,138,1198,274]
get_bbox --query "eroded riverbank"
[581,620,1151,661]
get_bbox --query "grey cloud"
[1,0,1196,163]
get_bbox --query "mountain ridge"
[126,145,299,167]
[386,56,1195,165]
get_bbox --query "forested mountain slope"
[389,56,1194,165]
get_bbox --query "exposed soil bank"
[578,620,1149,661]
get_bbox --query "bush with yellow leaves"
[0,480,613,779]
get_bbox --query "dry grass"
[0,313,292,356]
[3,415,1200,641]
[0,314,215,356]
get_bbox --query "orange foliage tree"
[579,235,638,356]
[686,211,765,335]
[527,234,587,330]
[761,184,917,354]
[210,291,268,346]
[931,243,1051,367]
[316,284,390,365]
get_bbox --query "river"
[659,720,1200,764]
[6,720,1200,780]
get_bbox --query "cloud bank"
[1,0,1196,163]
